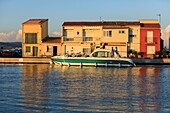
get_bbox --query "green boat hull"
[51,57,135,67]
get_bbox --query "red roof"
[140,23,160,28]
[63,21,140,26]
[23,19,48,24]
[42,37,61,43]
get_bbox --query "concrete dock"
[131,58,170,65]
[0,57,170,65]
[0,58,51,64]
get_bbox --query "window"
[63,30,67,36]
[109,31,112,36]
[147,31,153,43]
[147,46,155,54]
[46,46,52,52]
[129,35,136,37]
[147,37,153,43]
[83,30,93,37]
[83,30,94,41]
[66,30,74,37]
[77,32,79,35]
[119,30,125,34]
[25,33,37,44]
[83,37,93,41]
[92,51,111,57]
[83,48,90,54]
[26,46,31,52]
[47,46,49,52]
[103,31,112,37]
[83,30,86,36]
[64,38,74,41]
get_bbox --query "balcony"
[63,36,95,42]
[145,37,158,44]
[63,36,83,42]
[83,37,93,41]
[63,37,74,41]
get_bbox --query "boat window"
[92,51,111,57]
[92,52,97,57]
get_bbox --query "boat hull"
[51,56,135,67]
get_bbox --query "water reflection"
[4,64,169,112]
[53,66,163,112]
[59,67,131,112]
[130,67,161,112]
[21,64,51,112]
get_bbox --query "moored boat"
[51,49,136,67]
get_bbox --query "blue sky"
[0,0,170,42]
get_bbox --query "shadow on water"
[0,64,170,112]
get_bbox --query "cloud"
[0,30,22,42]
[16,30,22,40]
[51,31,61,37]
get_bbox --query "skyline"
[0,0,170,43]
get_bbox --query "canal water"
[0,64,170,113]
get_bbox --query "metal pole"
[157,14,161,28]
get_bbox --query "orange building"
[22,19,160,58]
[22,19,62,57]
[62,21,140,57]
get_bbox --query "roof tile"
[140,23,160,28]
[62,21,140,26]
[42,37,61,43]
[23,19,48,24]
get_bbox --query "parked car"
[1,51,13,57]
[12,51,22,58]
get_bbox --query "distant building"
[165,25,170,49]
[162,25,170,49]
[22,19,61,57]
[160,38,164,50]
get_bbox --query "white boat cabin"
[90,49,120,58]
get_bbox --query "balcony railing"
[83,37,93,41]
[63,37,74,41]
[145,37,158,44]
[63,36,95,42]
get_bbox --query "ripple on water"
[0,64,170,112]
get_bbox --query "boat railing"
[65,52,89,57]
